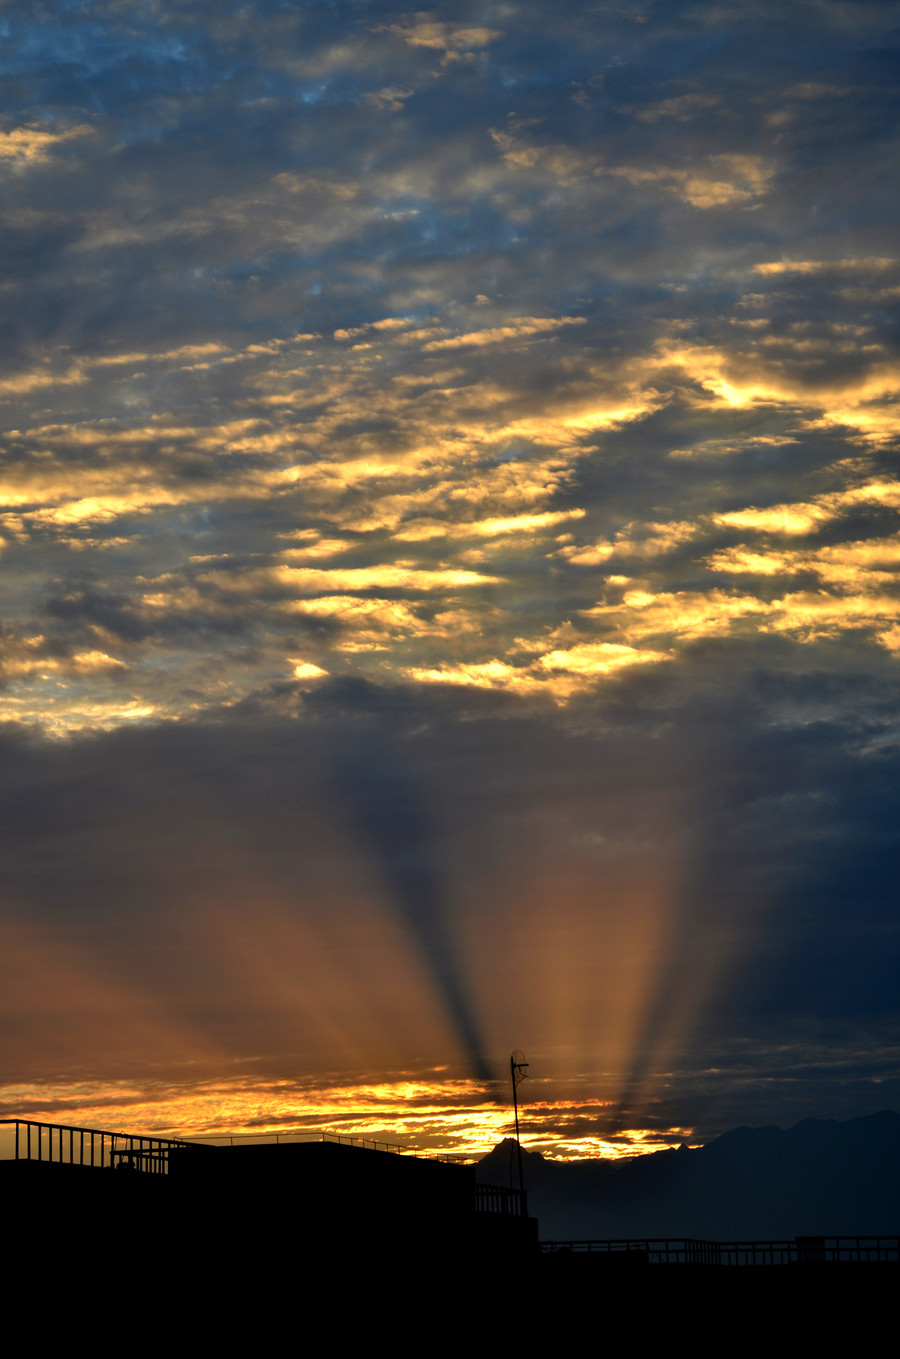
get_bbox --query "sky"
[1,0,899,1160]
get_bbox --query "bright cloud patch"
[0,3,896,735]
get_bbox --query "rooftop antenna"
[510,1048,529,1216]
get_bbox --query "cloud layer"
[1,1,899,1151]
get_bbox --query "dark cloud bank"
[3,660,899,1140]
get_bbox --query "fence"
[0,1119,201,1173]
[0,1119,470,1171]
[188,1129,470,1163]
[475,1183,526,1216]
[541,1236,900,1265]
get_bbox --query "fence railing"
[541,1236,900,1265]
[189,1129,471,1163]
[0,1120,471,1171]
[475,1183,526,1216]
[0,1119,202,1173]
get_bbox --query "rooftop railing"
[475,1183,526,1216]
[0,1118,200,1174]
[0,1119,471,1171]
[188,1129,471,1163]
[541,1237,900,1265]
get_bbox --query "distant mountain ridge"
[477,1110,900,1240]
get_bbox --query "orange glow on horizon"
[0,1075,696,1162]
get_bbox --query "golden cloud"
[580,562,900,651]
[610,154,772,208]
[280,537,355,561]
[276,564,503,593]
[289,660,329,679]
[423,315,586,351]
[753,258,896,276]
[712,481,900,537]
[538,641,671,676]
[388,22,503,56]
[403,641,671,696]
[0,1073,689,1160]
[396,508,585,542]
[559,519,699,564]
[708,535,900,587]
[655,336,900,440]
[404,660,540,691]
[0,123,92,165]
[0,636,127,681]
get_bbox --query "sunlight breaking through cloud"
[1,0,899,1153]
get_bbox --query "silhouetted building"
[1,1119,538,1273]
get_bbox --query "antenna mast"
[510,1049,529,1217]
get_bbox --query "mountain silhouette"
[477,1110,900,1239]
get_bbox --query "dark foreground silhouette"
[2,1112,896,1336]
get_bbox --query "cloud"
[712,481,900,535]
[0,0,898,1144]
[1,671,899,1139]
[754,258,896,276]
[629,93,721,124]
[289,659,329,679]
[362,87,415,113]
[423,315,587,351]
[274,565,503,593]
[387,21,503,62]
[0,122,91,166]
[611,154,773,209]
[396,508,585,542]
[537,641,672,677]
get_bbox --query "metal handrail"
[0,1118,202,1173]
[0,1119,472,1168]
[188,1128,472,1163]
[541,1236,900,1265]
[475,1182,525,1215]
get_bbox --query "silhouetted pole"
[510,1049,529,1217]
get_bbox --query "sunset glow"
[1,1,899,1158]
[0,1075,697,1161]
